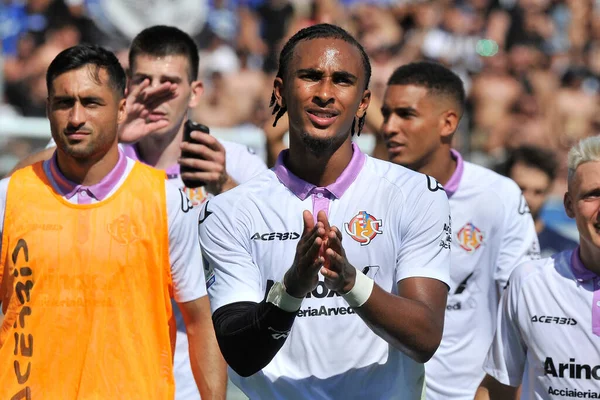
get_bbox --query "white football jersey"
[425,151,540,400]
[483,249,600,399]
[199,144,451,400]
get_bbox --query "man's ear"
[440,109,459,140]
[189,80,204,108]
[273,77,285,109]
[356,89,371,119]
[564,191,575,218]
[117,98,127,125]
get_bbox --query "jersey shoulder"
[460,161,524,207]
[507,251,568,294]
[207,169,276,212]
[364,156,443,196]
[462,161,521,193]
[218,138,260,158]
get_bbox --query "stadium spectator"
[502,145,579,257]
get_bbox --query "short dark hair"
[503,145,558,181]
[129,25,199,82]
[387,62,466,114]
[269,23,372,135]
[46,44,126,97]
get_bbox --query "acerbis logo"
[544,357,600,380]
[251,232,300,241]
[532,315,577,325]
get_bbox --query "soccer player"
[502,145,578,257]
[12,25,265,399]
[121,26,264,400]
[475,135,600,400]
[198,23,452,399]
[0,45,222,398]
[380,62,540,400]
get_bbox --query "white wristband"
[342,269,374,308]
[267,281,303,312]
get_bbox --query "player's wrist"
[342,268,374,308]
[340,267,357,294]
[267,281,303,312]
[283,271,308,299]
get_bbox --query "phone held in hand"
[181,119,210,189]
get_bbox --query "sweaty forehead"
[290,38,363,75]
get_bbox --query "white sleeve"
[395,176,451,286]
[223,141,267,184]
[197,196,263,313]
[165,180,207,303]
[494,183,541,292]
[483,265,528,386]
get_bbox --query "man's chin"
[65,147,96,160]
[300,131,336,157]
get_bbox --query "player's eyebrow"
[381,106,418,116]
[296,68,358,83]
[132,72,182,84]
[580,187,600,198]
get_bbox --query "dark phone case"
[180,120,210,189]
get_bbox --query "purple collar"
[273,143,366,200]
[46,149,128,201]
[444,149,464,198]
[122,143,180,177]
[570,247,599,282]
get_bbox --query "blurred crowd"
[1,0,599,194]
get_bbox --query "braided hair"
[269,24,371,136]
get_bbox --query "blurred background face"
[565,161,600,250]
[509,161,551,219]
[381,84,443,172]
[48,66,124,160]
[129,54,196,138]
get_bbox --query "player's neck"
[535,218,545,234]
[419,149,457,187]
[136,127,183,170]
[286,136,353,187]
[578,243,600,276]
[56,145,120,186]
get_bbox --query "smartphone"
[180,119,210,189]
